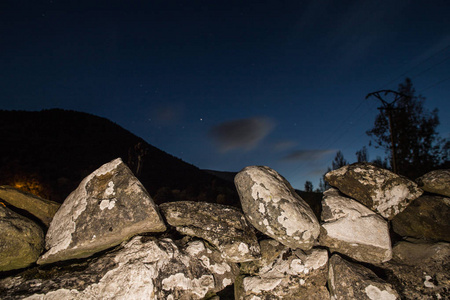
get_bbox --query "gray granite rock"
[416,169,450,197]
[0,236,239,300]
[391,195,450,242]
[38,158,166,265]
[159,201,260,262]
[329,254,400,300]
[235,166,320,250]
[236,239,329,299]
[0,205,44,271]
[325,162,423,219]
[0,186,60,227]
[319,188,392,263]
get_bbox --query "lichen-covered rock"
[37,158,166,265]
[416,169,450,197]
[159,201,260,262]
[391,195,450,242]
[329,254,400,300]
[0,186,60,227]
[234,166,320,250]
[377,241,450,299]
[325,162,423,219]
[236,239,329,299]
[0,236,239,300]
[319,188,392,263]
[0,205,44,271]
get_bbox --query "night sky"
[1,1,450,189]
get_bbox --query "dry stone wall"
[0,160,449,299]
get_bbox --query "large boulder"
[329,254,400,300]
[236,239,329,299]
[325,162,423,219]
[319,188,392,263]
[0,186,60,227]
[37,158,166,265]
[416,169,450,197]
[0,205,44,271]
[0,236,239,299]
[391,195,450,242]
[378,241,450,299]
[234,166,320,250]
[159,201,260,262]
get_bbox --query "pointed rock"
[391,195,450,242]
[329,254,400,300]
[416,169,450,197]
[0,185,60,227]
[159,201,260,262]
[319,188,392,263]
[235,166,320,250]
[38,158,166,265]
[325,162,423,219]
[0,205,44,271]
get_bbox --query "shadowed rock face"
[391,195,450,242]
[329,254,400,300]
[416,169,450,197]
[234,166,320,250]
[38,158,166,265]
[325,162,423,220]
[0,205,44,272]
[319,188,392,264]
[159,201,260,262]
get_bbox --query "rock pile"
[0,159,449,299]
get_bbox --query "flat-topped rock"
[319,188,392,263]
[0,205,44,271]
[235,166,320,250]
[38,158,166,265]
[159,201,260,262]
[0,186,60,227]
[416,169,450,197]
[325,162,423,219]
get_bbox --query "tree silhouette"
[367,78,448,179]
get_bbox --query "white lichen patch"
[99,199,116,210]
[364,285,398,300]
[243,276,282,293]
[259,203,266,214]
[374,185,410,218]
[162,273,214,298]
[239,243,250,254]
[223,278,232,287]
[185,240,206,257]
[105,181,115,196]
[424,275,435,288]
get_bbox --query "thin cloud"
[282,149,335,162]
[209,117,275,152]
[272,140,297,152]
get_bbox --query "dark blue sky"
[1,1,450,189]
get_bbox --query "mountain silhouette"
[0,109,239,206]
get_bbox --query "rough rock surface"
[0,236,239,300]
[329,254,400,300]
[325,162,423,219]
[0,186,60,227]
[319,188,392,263]
[236,239,329,299]
[391,195,450,242]
[0,205,44,271]
[159,201,260,262]
[416,169,450,197]
[378,241,450,299]
[38,158,166,265]
[234,166,320,250]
